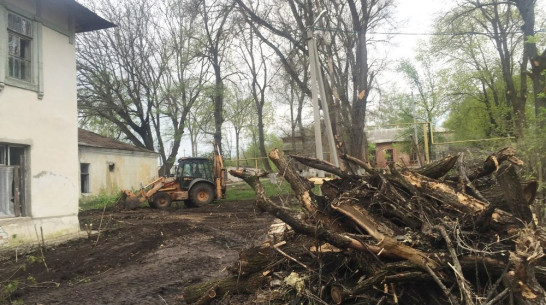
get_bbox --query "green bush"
[79,193,121,211]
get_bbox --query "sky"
[389,0,449,56]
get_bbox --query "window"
[8,12,32,82]
[369,149,377,166]
[0,144,27,217]
[410,151,419,165]
[81,163,90,193]
[385,149,394,163]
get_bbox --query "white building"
[0,0,114,246]
[79,129,159,196]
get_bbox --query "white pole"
[312,41,339,167]
[307,30,324,178]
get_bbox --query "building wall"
[79,147,158,196]
[0,1,81,246]
[374,143,412,168]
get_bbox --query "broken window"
[410,151,419,165]
[385,149,394,163]
[8,12,32,82]
[0,144,27,217]
[81,163,90,193]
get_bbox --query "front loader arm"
[120,177,167,209]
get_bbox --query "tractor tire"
[188,183,214,207]
[150,192,172,209]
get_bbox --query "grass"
[78,178,301,212]
[222,179,294,202]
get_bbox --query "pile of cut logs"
[183,147,545,305]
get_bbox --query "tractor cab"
[177,157,214,190]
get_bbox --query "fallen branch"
[290,155,351,178]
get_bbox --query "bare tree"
[78,0,160,150]
[234,0,394,160]
[195,0,236,155]
[225,88,254,167]
[238,22,276,171]
[78,0,207,174]
[186,88,216,157]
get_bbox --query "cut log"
[183,273,270,304]
[399,169,489,214]
[505,227,546,305]
[415,155,459,179]
[268,149,346,233]
[290,155,350,178]
[473,178,538,213]
[227,245,278,276]
[331,200,440,270]
[468,147,524,180]
[497,164,534,225]
[229,169,368,253]
[340,153,376,175]
[268,149,317,214]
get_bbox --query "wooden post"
[13,166,21,217]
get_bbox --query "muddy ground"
[0,198,277,304]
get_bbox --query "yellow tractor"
[119,143,226,209]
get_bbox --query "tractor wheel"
[188,183,214,207]
[150,192,172,209]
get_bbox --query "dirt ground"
[0,198,276,304]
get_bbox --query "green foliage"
[525,35,539,44]
[517,110,546,192]
[0,280,19,304]
[79,193,121,211]
[443,92,513,143]
[0,254,52,304]
[237,133,283,171]
[26,255,44,265]
[367,143,376,161]
[444,97,490,140]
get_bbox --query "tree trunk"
[213,63,224,156]
[183,273,269,304]
[257,109,272,171]
[347,0,370,161]
[416,155,459,179]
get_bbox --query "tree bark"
[416,155,459,179]
[399,169,489,214]
[183,273,269,304]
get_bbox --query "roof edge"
[70,1,116,33]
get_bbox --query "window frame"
[8,12,33,82]
[385,149,394,163]
[81,163,90,194]
[0,5,44,98]
[0,143,28,217]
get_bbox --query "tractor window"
[179,160,213,181]
[180,163,192,177]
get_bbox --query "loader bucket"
[115,190,142,210]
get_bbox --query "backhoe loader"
[119,143,226,210]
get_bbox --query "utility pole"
[306,12,340,177]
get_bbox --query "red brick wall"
[373,143,412,168]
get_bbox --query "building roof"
[78,129,157,154]
[366,128,407,144]
[62,0,116,33]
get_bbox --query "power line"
[312,26,546,36]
